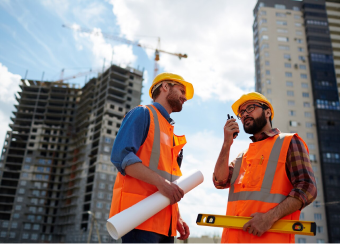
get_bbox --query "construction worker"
[213,92,317,243]
[109,73,194,243]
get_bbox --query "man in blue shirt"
[110,72,194,243]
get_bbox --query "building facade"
[253,0,340,242]
[326,0,340,99]
[0,65,143,242]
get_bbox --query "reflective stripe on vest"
[146,105,180,182]
[229,133,294,203]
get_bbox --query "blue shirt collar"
[152,102,175,125]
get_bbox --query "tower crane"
[62,24,188,78]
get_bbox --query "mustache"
[244,117,253,123]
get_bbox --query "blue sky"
[0,0,258,238]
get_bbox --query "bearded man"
[109,73,194,243]
[213,92,317,243]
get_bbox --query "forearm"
[214,143,231,181]
[266,196,303,223]
[125,162,163,187]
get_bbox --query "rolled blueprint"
[106,170,204,240]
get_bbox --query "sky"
[0,0,258,238]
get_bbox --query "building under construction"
[0,64,143,242]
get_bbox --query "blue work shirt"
[110,102,175,176]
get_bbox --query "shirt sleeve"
[110,106,150,176]
[286,135,317,209]
[212,160,235,189]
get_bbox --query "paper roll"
[106,170,204,240]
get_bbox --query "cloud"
[109,0,257,102]
[0,63,21,104]
[178,130,250,237]
[70,27,137,69]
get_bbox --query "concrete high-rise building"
[326,0,340,99]
[0,64,143,243]
[253,0,340,242]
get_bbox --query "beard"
[243,110,267,134]
[166,87,183,112]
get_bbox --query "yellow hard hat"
[149,72,194,100]
[232,92,274,119]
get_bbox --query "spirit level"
[196,214,316,236]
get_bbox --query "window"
[100,173,106,180]
[266,79,271,84]
[260,10,266,15]
[314,213,322,220]
[21,172,28,178]
[298,47,304,52]
[33,224,40,230]
[2,221,8,228]
[104,146,110,152]
[107,129,112,134]
[17,197,23,202]
[304,112,312,118]
[299,56,305,61]
[259,19,267,25]
[285,63,291,68]
[266,70,270,75]
[18,188,25,194]
[267,89,272,94]
[289,110,296,116]
[294,15,301,19]
[261,35,269,41]
[103,155,109,161]
[301,74,307,79]
[105,137,111,143]
[24,223,31,230]
[296,30,303,35]
[98,192,104,199]
[0,232,6,238]
[22,233,29,239]
[313,201,321,208]
[286,81,293,87]
[20,180,27,186]
[277,28,288,33]
[317,226,323,233]
[287,91,294,96]
[306,122,313,128]
[317,239,325,243]
[290,121,298,127]
[307,133,314,139]
[276,12,286,17]
[276,20,287,26]
[23,165,30,170]
[15,205,21,211]
[298,238,306,243]
[275,4,286,9]
[302,92,309,98]
[299,64,306,70]
[301,83,308,88]
[25,157,31,163]
[284,54,291,59]
[97,202,103,208]
[265,61,270,66]
[308,144,315,150]
[99,183,105,189]
[288,100,295,106]
[9,232,15,238]
[31,234,38,240]
[303,102,310,107]
[295,23,302,27]
[293,6,300,11]
[285,72,292,77]
[296,38,303,43]
[264,52,269,57]
[279,45,289,50]
[278,37,288,42]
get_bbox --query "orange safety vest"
[109,104,187,236]
[221,133,308,243]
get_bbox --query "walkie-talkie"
[227,114,238,139]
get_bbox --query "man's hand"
[242,212,275,237]
[157,179,184,205]
[223,118,239,145]
[177,217,190,240]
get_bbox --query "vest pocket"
[248,156,265,187]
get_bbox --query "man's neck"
[252,124,272,141]
[154,98,172,115]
